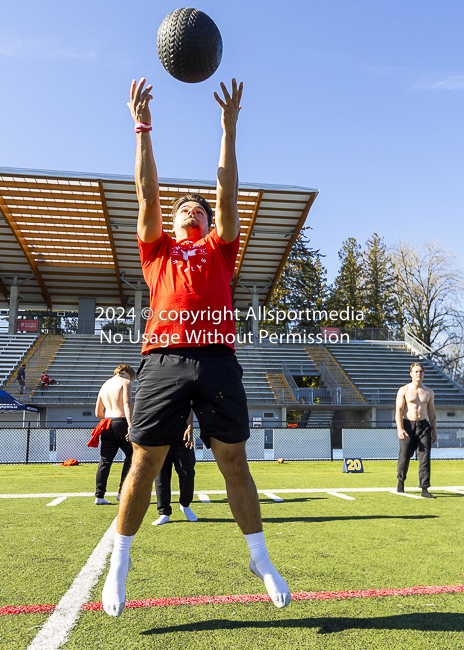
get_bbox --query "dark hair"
[171,194,214,227]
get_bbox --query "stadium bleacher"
[325,340,464,404]
[25,335,464,408]
[237,346,318,404]
[28,335,142,403]
[28,337,320,405]
[0,334,37,386]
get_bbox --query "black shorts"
[129,345,250,448]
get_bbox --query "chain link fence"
[0,423,463,464]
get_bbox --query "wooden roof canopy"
[0,168,318,313]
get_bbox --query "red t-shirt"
[138,229,239,353]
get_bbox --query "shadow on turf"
[140,612,464,636]
[183,515,438,524]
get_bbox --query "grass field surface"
[1,460,463,649]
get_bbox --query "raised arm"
[395,387,408,439]
[213,79,243,242]
[128,78,163,243]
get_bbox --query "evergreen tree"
[362,233,396,328]
[327,237,364,326]
[267,229,327,330]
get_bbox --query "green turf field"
[1,460,463,649]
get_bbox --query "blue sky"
[1,0,464,282]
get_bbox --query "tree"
[362,233,396,328]
[267,229,327,330]
[390,240,464,349]
[327,237,364,325]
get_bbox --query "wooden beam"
[231,190,263,296]
[0,198,53,309]
[264,192,318,306]
[98,181,125,307]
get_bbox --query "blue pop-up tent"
[0,390,39,414]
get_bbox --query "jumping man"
[101,78,290,616]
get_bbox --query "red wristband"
[135,122,152,133]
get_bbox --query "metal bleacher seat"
[325,340,464,405]
[30,336,319,405]
[30,335,143,403]
[0,334,38,386]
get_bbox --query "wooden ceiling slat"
[0,181,99,191]
[37,263,115,269]
[231,190,262,296]
[0,170,318,310]
[28,241,113,251]
[22,231,109,241]
[0,199,53,309]
[11,210,107,220]
[40,269,121,277]
[98,180,125,307]
[4,199,105,210]
[0,189,100,200]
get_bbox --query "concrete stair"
[266,373,296,405]
[306,410,335,427]
[5,335,65,402]
[305,345,366,404]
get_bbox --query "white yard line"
[197,493,211,502]
[1,486,463,500]
[27,516,117,650]
[389,490,424,499]
[46,497,68,507]
[262,492,285,502]
[326,490,356,501]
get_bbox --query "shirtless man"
[93,364,135,505]
[395,363,437,498]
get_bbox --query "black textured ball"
[157,8,223,84]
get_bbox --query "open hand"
[214,79,243,132]
[128,78,153,125]
[183,424,194,449]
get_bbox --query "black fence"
[0,423,463,464]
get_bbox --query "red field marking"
[2,584,464,616]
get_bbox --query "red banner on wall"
[18,320,39,332]
[321,327,340,337]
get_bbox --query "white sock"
[102,532,134,617]
[95,498,111,505]
[180,505,197,522]
[152,514,170,526]
[245,531,291,608]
